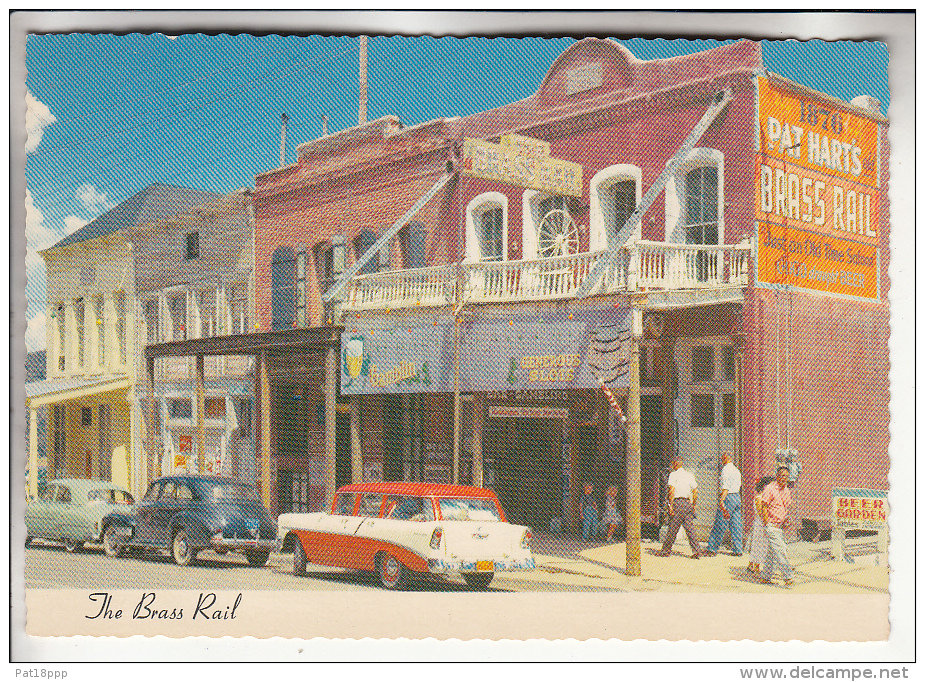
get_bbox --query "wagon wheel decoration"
[537,209,579,259]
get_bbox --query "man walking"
[655,456,703,559]
[759,465,794,586]
[703,452,743,556]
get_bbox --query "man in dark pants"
[655,456,703,559]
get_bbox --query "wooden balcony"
[342,240,751,312]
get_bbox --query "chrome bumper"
[427,557,536,573]
[211,537,279,552]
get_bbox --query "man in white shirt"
[703,452,744,556]
[655,456,703,559]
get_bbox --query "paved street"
[24,540,628,593]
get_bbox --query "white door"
[674,337,736,531]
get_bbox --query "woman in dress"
[747,475,776,573]
[603,486,623,542]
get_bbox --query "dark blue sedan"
[101,475,277,567]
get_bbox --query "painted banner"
[462,133,583,197]
[832,487,889,529]
[340,320,454,394]
[755,76,882,301]
[459,307,630,392]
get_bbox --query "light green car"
[25,479,135,553]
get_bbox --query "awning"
[25,375,132,408]
[341,306,631,395]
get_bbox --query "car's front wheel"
[462,572,494,590]
[245,550,270,567]
[292,537,307,576]
[63,540,83,553]
[171,528,197,566]
[102,525,125,558]
[377,552,409,590]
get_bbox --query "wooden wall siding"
[132,201,252,295]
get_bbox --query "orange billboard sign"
[755,221,879,300]
[756,77,880,188]
[755,77,882,300]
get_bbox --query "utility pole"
[279,112,289,167]
[359,36,368,125]
[625,299,644,576]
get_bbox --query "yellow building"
[25,184,222,498]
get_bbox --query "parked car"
[101,475,277,567]
[277,482,535,590]
[25,479,135,553]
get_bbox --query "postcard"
[11,10,914,667]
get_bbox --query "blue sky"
[23,33,889,351]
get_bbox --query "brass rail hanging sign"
[462,133,583,197]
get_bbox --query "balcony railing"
[342,240,751,312]
[633,240,751,290]
[345,264,456,310]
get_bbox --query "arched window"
[589,164,641,250]
[465,193,508,263]
[665,148,724,245]
[353,229,378,275]
[399,221,427,269]
[523,192,577,260]
[271,246,295,330]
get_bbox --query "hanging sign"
[462,133,583,197]
[488,405,569,419]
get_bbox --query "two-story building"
[232,38,888,536]
[132,189,257,493]
[25,183,225,498]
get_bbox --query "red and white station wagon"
[277,482,535,590]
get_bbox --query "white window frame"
[464,192,508,264]
[589,164,642,250]
[665,148,724,245]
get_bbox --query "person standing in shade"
[580,483,598,541]
[759,465,795,586]
[654,456,703,559]
[703,452,743,556]
[603,486,623,542]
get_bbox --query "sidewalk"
[529,532,889,593]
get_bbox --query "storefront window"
[691,346,714,382]
[690,393,715,428]
[722,392,736,428]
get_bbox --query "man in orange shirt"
[759,465,794,586]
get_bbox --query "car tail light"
[430,527,443,549]
[521,529,532,549]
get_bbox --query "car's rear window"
[88,489,134,505]
[382,495,435,522]
[333,493,356,515]
[437,497,502,522]
[206,482,259,502]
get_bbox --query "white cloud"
[26,311,47,352]
[64,215,88,235]
[76,183,114,213]
[25,189,59,252]
[25,89,56,154]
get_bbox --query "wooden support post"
[350,399,363,483]
[471,393,483,488]
[323,345,338,508]
[626,306,643,577]
[258,351,272,510]
[146,356,157,486]
[196,354,205,474]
